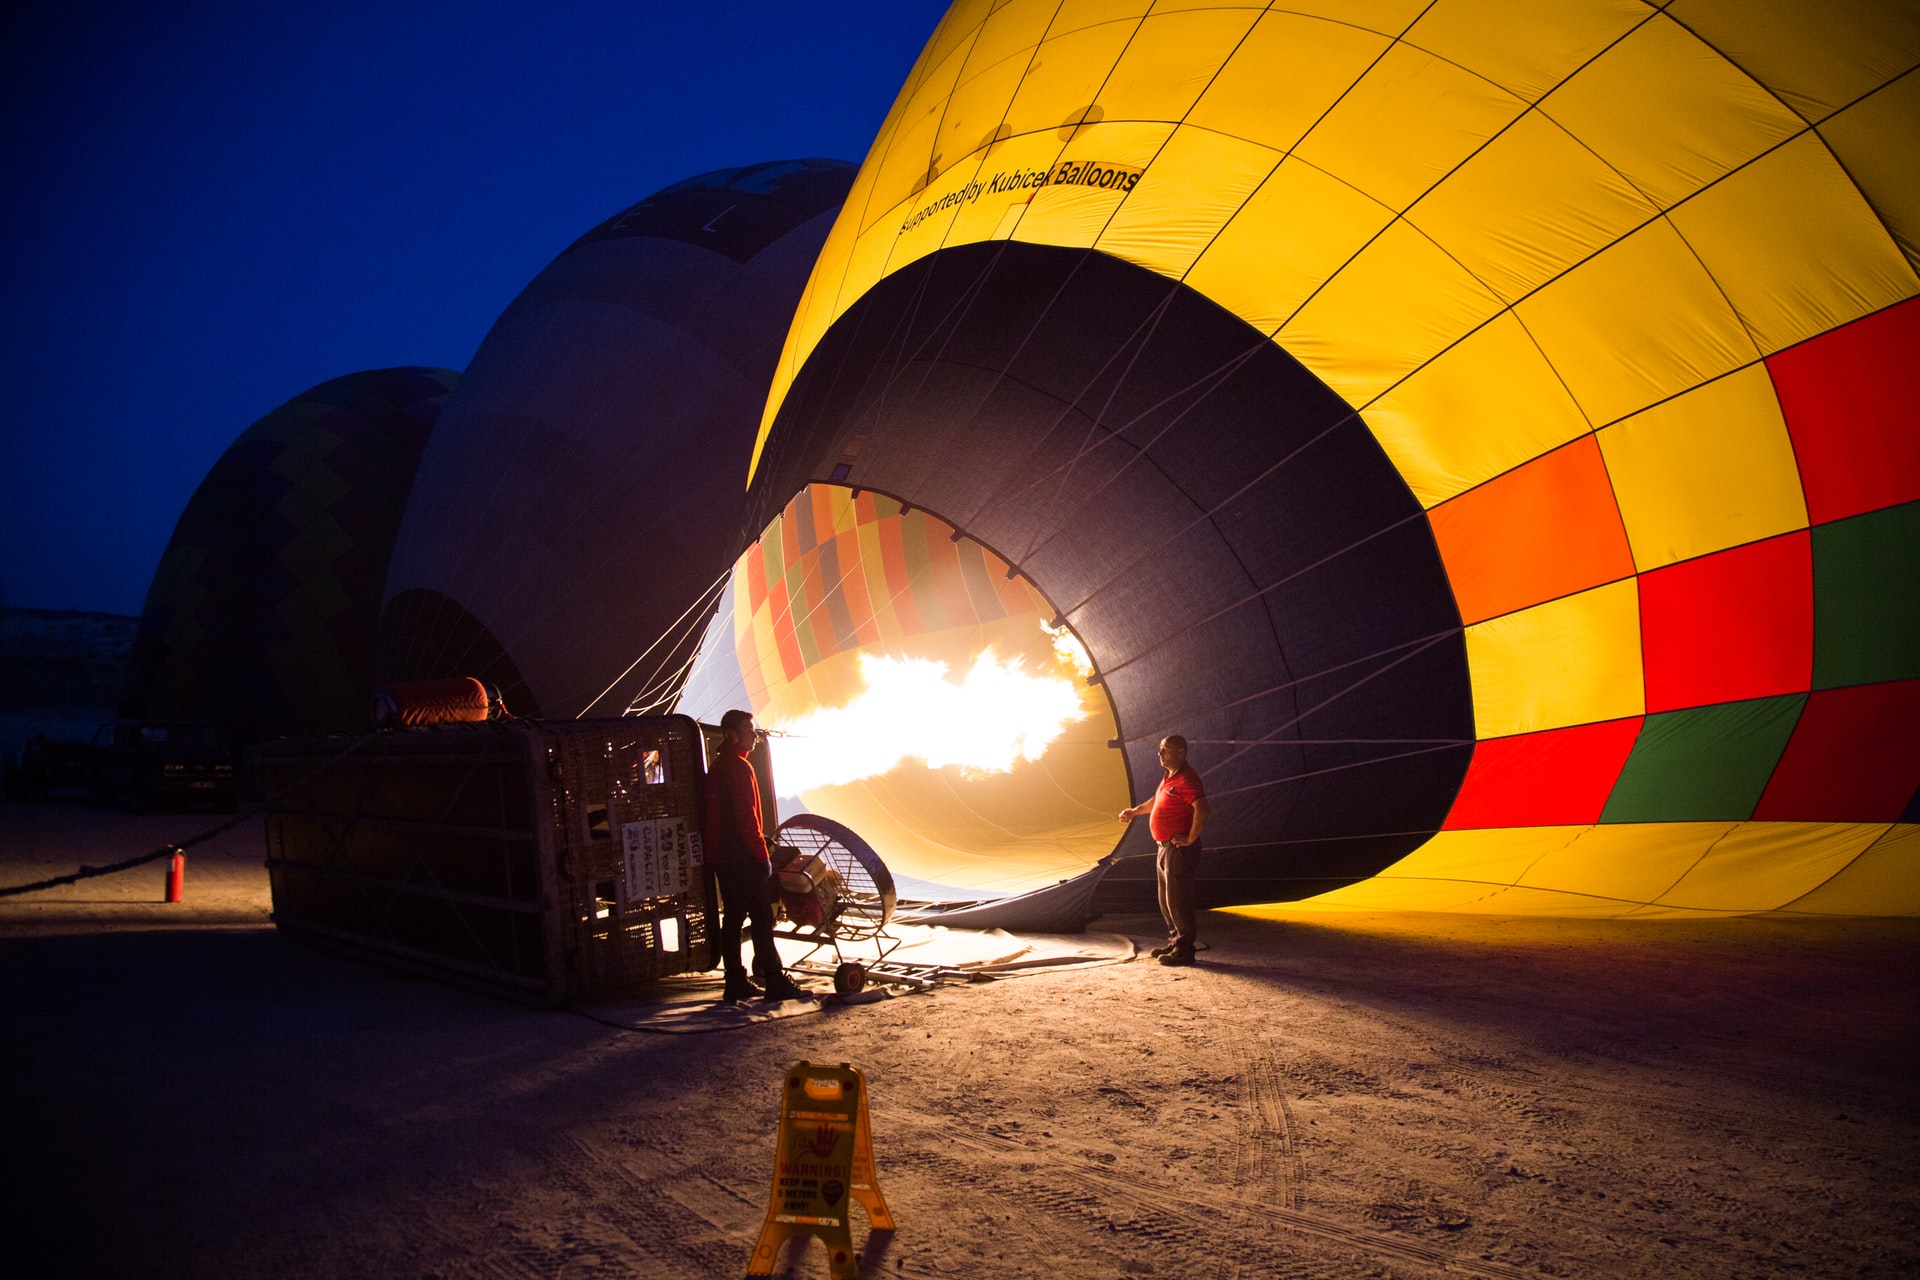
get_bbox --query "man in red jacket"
[704,709,807,1002]
[1118,734,1209,966]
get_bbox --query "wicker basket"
[263,716,714,1004]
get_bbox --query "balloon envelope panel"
[380,160,856,719]
[122,367,456,740]
[749,0,1920,913]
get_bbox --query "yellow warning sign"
[747,1061,893,1278]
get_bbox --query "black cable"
[0,731,378,899]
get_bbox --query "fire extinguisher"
[165,848,185,903]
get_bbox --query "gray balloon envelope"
[380,159,855,719]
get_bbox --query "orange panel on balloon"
[1754,679,1920,822]
[1442,716,1644,830]
[1767,296,1920,525]
[1428,435,1636,624]
[1638,531,1813,713]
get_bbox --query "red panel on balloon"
[1638,531,1813,713]
[1443,717,1644,829]
[1753,679,1920,821]
[1767,296,1920,525]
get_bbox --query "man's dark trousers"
[714,858,780,981]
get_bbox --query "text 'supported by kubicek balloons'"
[899,158,1147,234]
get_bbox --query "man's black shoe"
[761,977,811,1002]
[1148,942,1177,958]
[1158,950,1196,967]
[723,975,764,1002]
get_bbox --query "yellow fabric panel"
[854,519,897,636]
[961,0,1057,75]
[1597,364,1810,571]
[1407,110,1659,306]
[920,0,996,74]
[1780,824,1920,916]
[1259,0,1431,37]
[1653,822,1891,911]
[1338,825,1586,891]
[1050,0,1153,39]
[1363,310,1592,508]
[1465,577,1644,738]
[935,52,1034,182]
[1445,885,1712,916]
[1403,0,1652,103]
[945,130,1070,245]
[1541,14,1805,211]
[1186,11,1391,153]
[1277,220,1507,406]
[1097,126,1278,279]
[1818,70,1920,274]
[1670,132,1920,356]
[744,608,780,712]
[868,83,958,235]
[1664,0,1920,124]
[1003,21,1140,141]
[1014,120,1176,250]
[894,22,986,182]
[1098,9,1260,124]
[840,218,905,327]
[1292,42,1527,212]
[1182,158,1396,333]
[1514,821,1736,903]
[1254,878,1532,912]
[1515,217,1760,427]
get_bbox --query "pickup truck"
[92,722,237,812]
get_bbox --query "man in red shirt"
[1118,734,1209,966]
[703,709,807,1002]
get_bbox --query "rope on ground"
[0,731,379,899]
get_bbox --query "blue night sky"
[0,1,948,616]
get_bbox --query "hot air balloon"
[121,367,457,742]
[379,159,857,719]
[731,0,1920,915]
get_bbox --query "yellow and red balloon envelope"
[734,0,1919,914]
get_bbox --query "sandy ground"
[4,797,1918,1280]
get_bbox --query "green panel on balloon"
[1600,694,1806,823]
[1813,500,1920,689]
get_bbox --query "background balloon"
[380,159,856,719]
[121,367,456,741]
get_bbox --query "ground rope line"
[0,732,378,899]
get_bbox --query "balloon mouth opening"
[679,483,1132,896]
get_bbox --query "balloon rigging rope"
[1001,326,1277,565]
[1005,282,1188,566]
[777,247,1451,758]
[752,237,950,492]
[1203,629,1461,777]
[1204,741,1469,803]
[1035,388,1368,614]
[572,563,734,717]
[1094,505,1438,684]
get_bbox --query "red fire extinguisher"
[165,848,185,903]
